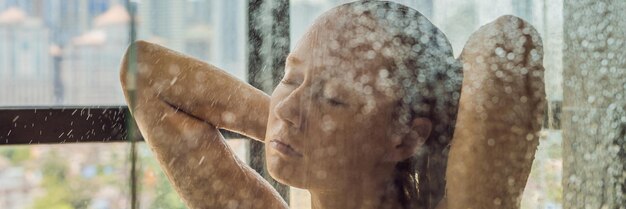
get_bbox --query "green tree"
[30,151,94,209]
[0,146,31,164]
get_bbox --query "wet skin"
[120,9,544,209]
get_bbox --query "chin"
[266,151,309,189]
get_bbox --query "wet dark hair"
[337,1,462,208]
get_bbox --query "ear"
[384,118,432,162]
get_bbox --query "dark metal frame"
[0,106,243,144]
[1,107,133,145]
[247,0,291,201]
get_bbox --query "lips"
[270,139,303,158]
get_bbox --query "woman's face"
[264,10,406,190]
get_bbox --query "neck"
[309,165,404,209]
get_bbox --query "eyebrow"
[286,55,302,66]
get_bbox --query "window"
[1,1,249,208]
[2,0,624,209]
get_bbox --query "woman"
[120,1,544,209]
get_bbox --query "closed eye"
[325,97,347,107]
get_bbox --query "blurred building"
[185,24,213,61]
[137,0,186,51]
[1,0,246,107]
[0,0,119,106]
[183,0,214,61]
[136,0,245,79]
[290,0,329,49]
[0,0,102,45]
[0,7,54,105]
[212,0,246,79]
[61,4,129,105]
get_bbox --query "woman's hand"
[444,15,546,209]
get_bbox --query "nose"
[275,88,308,129]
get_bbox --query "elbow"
[120,40,153,91]
[120,40,154,109]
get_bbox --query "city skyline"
[0,0,247,106]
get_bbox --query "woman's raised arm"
[120,40,285,209]
[444,15,546,209]
[123,40,269,141]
